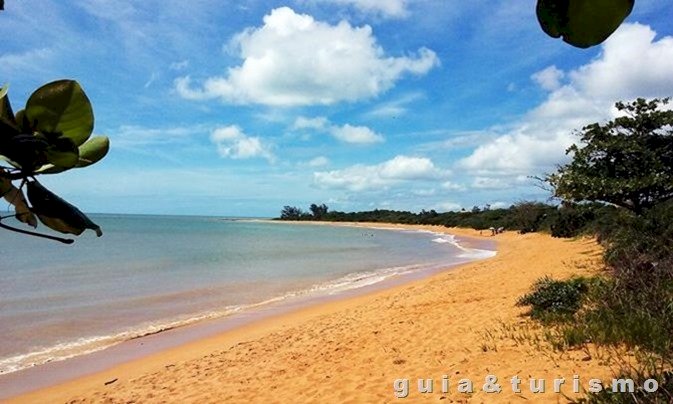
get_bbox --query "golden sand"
[11,224,617,403]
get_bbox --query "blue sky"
[2,0,673,217]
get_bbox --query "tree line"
[280,201,621,238]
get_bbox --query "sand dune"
[12,225,616,403]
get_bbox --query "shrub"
[551,204,594,238]
[517,276,590,322]
[602,201,673,272]
[576,258,673,355]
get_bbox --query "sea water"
[0,214,494,374]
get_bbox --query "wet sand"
[9,224,615,403]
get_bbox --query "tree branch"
[0,218,74,244]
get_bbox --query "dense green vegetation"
[519,99,673,402]
[279,201,620,238]
[516,276,591,323]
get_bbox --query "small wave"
[431,235,496,259]
[307,264,425,295]
[0,306,244,375]
[0,263,430,375]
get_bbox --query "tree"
[280,206,304,220]
[547,98,673,215]
[0,80,110,243]
[512,201,550,233]
[309,203,328,219]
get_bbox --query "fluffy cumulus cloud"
[313,0,409,18]
[531,65,565,91]
[330,124,384,144]
[314,155,447,191]
[175,7,438,106]
[210,126,274,162]
[293,116,384,144]
[459,23,673,178]
[292,116,330,131]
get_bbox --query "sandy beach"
[9,224,616,403]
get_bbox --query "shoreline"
[7,224,613,403]
[1,223,493,400]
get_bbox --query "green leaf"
[77,136,109,167]
[34,164,67,175]
[46,139,79,169]
[537,0,634,48]
[2,134,49,171]
[1,84,20,139]
[25,80,94,147]
[536,0,568,39]
[1,175,38,228]
[26,180,102,237]
[35,135,109,173]
[14,108,26,129]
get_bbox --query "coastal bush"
[550,204,595,238]
[511,201,555,233]
[516,276,590,322]
[573,258,673,355]
[602,201,673,271]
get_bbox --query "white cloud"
[175,7,438,106]
[314,155,447,191]
[210,126,274,162]
[307,156,330,167]
[435,202,462,212]
[293,116,385,144]
[113,124,209,148]
[379,155,439,179]
[459,23,673,179]
[365,92,423,118]
[314,0,409,18]
[330,124,384,144]
[314,164,388,191]
[471,177,510,190]
[412,189,436,197]
[292,116,329,131]
[0,48,54,74]
[569,24,673,101]
[489,202,510,210]
[441,181,466,192]
[531,65,565,91]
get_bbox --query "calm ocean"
[0,214,494,375]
